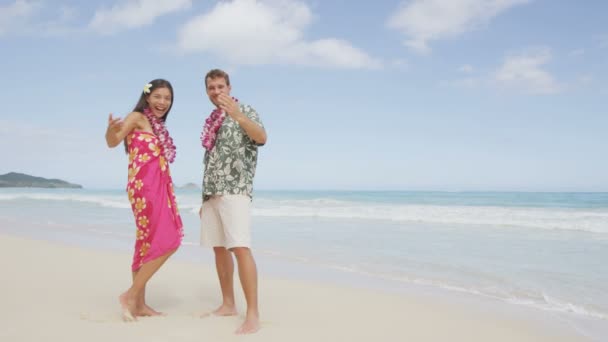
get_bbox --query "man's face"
[206,76,231,107]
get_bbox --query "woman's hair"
[124,79,175,153]
[133,79,174,122]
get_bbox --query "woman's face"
[146,87,172,118]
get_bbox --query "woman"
[105,79,183,321]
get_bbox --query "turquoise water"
[1,188,607,339]
[257,190,608,208]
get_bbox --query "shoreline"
[0,233,589,341]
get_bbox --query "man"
[199,69,267,334]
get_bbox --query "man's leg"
[211,246,238,316]
[200,197,237,316]
[232,247,259,334]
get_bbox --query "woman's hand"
[105,113,125,148]
[108,113,123,132]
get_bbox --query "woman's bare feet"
[119,292,137,322]
[136,303,165,317]
[200,304,238,318]
[235,314,260,334]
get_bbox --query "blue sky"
[1,0,607,191]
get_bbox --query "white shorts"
[200,194,252,249]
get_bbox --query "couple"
[104,69,267,335]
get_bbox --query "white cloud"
[0,0,39,36]
[1,0,189,36]
[440,48,564,94]
[387,0,529,53]
[494,47,561,94]
[89,0,192,35]
[177,0,381,69]
[0,1,81,37]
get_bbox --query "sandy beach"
[0,233,588,342]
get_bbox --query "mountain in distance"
[177,182,200,190]
[0,172,83,189]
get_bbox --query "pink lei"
[201,97,238,151]
[143,107,176,163]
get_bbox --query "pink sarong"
[126,131,183,271]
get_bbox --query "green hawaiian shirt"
[202,103,264,201]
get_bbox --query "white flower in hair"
[143,83,152,94]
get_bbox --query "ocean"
[1,188,606,339]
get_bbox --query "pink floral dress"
[126,131,183,271]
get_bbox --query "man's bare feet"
[119,292,137,322]
[200,304,238,318]
[135,304,165,317]
[235,315,260,334]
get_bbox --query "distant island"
[0,172,83,189]
[177,182,200,190]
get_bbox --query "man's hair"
[205,69,230,88]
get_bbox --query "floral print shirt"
[202,103,264,201]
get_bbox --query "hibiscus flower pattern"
[126,131,184,271]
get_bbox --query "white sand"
[0,234,587,342]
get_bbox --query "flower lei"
[143,107,176,163]
[200,97,238,151]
